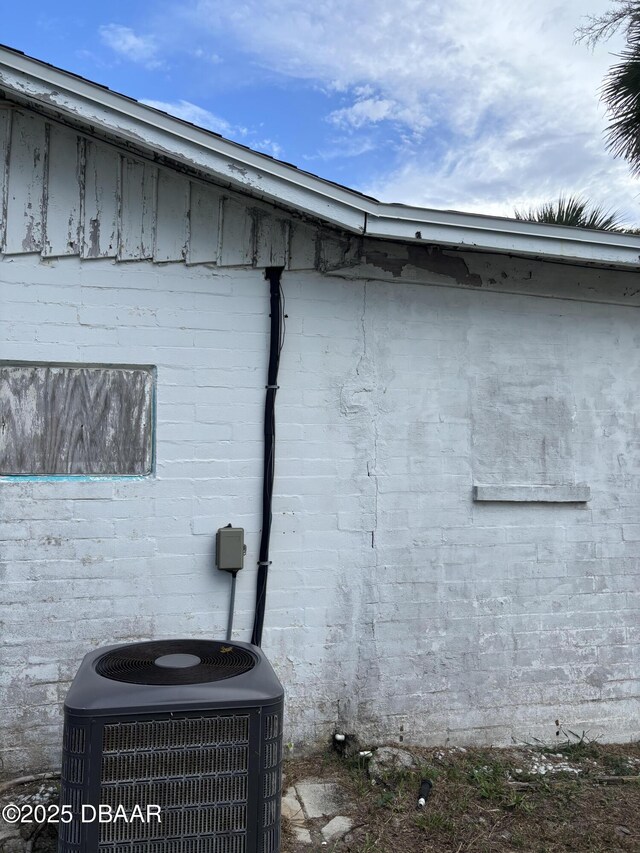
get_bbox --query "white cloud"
[141,100,284,158]
[305,137,378,162]
[99,24,162,69]
[188,0,640,221]
[191,48,223,64]
[251,138,284,158]
[141,99,244,137]
[329,98,395,128]
[328,97,428,130]
[365,129,639,224]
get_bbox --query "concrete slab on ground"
[321,815,354,841]
[281,787,305,827]
[295,779,350,819]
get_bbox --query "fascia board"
[0,52,369,233]
[367,207,640,269]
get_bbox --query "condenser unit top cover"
[64,639,284,717]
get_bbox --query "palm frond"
[514,195,625,231]
[602,39,640,174]
[576,3,640,174]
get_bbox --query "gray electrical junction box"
[216,526,245,572]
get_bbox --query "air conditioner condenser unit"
[58,639,284,853]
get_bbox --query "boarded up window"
[472,372,576,486]
[0,363,154,476]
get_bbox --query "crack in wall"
[363,284,380,559]
[359,281,382,733]
[337,279,384,735]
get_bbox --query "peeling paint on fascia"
[227,163,249,178]
[364,245,482,287]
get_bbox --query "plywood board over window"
[0,363,155,476]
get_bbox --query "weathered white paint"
[155,170,189,263]
[0,105,327,273]
[188,183,220,266]
[5,109,46,254]
[83,139,120,260]
[219,197,254,267]
[0,108,12,252]
[42,124,82,257]
[363,207,640,268]
[1,245,640,776]
[0,92,639,781]
[332,237,640,307]
[0,49,369,235]
[3,102,640,307]
[255,213,289,269]
[2,44,640,268]
[119,157,156,262]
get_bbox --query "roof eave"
[1,46,640,271]
[368,210,640,269]
[0,52,369,233]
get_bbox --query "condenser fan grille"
[95,640,256,685]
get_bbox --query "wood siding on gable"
[0,105,329,271]
[5,110,46,255]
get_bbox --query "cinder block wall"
[274,271,639,749]
[1,252,639,776]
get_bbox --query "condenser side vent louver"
[59,639,284,853]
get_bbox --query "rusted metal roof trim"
[1,45,640,270]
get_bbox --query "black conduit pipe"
[251,266,285,647]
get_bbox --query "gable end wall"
[0,105,639,776]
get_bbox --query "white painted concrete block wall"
[273,272,640,749]
[1,253,639,776]
[0,256,269,774]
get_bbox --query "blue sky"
[3,1,638,223]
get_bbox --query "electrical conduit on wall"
[251,267,285,647]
